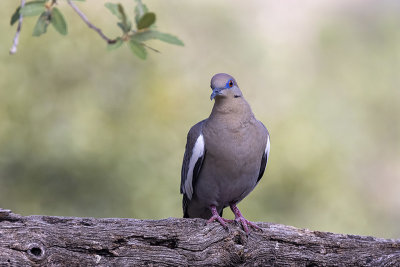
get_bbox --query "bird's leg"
[230,204,261,234]
[206,205,232,228]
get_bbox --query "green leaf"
[105,2,131,33]
[117,22,125,32]
[117,22,131,33]
[130,30,154,42]
[128,40,147,59]
[32,11,50,36]
[20,1,45,17]
[10,7,21,26]
[153,32,184,46]
[134,0,148,24]
[51,8,67,35]
[105,3,122,19]
[137,12,156,29]
[107,38,124,51]
[118,4,131,33]
[131,30,184,46]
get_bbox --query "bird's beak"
[210,88,223,100]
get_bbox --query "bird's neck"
[209,97,255,125]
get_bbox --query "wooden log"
[0,208,399,266]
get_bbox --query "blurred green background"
[1,0,399,239]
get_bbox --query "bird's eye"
[229,80,233,88]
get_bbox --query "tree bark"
[0,208,399,266]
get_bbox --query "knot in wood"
[27,243,46,262]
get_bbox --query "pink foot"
[230,204,261,234]
[206,205,232,229]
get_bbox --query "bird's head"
[210,73,242,101]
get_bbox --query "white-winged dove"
[181,73,270,233]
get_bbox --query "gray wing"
[181,120,206,218]
[256,122,270,184]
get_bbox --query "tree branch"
[9,0,26,55]
[0,208,399,266]
[67,0,116,44]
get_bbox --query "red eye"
[229,80,233,87]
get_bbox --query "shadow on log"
[0,208,399,266]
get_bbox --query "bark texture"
[0,208,399,266]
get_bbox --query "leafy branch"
[67,0,115,44]
[9,0,184,59]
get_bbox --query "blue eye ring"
[225,79,234,88]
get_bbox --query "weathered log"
[0,208,399,266]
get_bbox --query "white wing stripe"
[184,134,205,200]
[265,135,270,159]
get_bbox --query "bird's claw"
[206,215,232,229]
[235,217,261,234]
[207,205,233,230]
[230,204,262,234]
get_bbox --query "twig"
[142,43,160,53]
[67,0,116,44]
[9,0,26,55]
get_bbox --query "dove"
[180,73,270,233]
